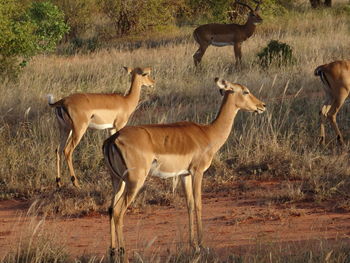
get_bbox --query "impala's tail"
[47,95,72,129]
[47,94,55,105]
[103,133,128,182]
[314,65,331,89]
[192,28,199,44]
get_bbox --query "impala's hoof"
[110,247,116,257]
[56,178,62,188]
[319,137,325,146]
[200,245,210,254]
[118,247,125,256]
[71,177,80,188]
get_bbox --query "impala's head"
[248,10,263,25]
[236,0,263,25]
[215,77,266,114]
[124,67,155,88]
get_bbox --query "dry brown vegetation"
[1,5,350,218]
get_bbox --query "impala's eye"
[243,91,250,95]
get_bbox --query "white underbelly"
[88,122,114,130]
[150,160,189,178]
[151,169,189,179]
[211,41,233,47]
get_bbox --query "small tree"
[0,0,69,78]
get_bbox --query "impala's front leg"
[181,174,198,251]
[233,42,242,67]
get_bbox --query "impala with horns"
[315,60,350,145]
[103,78,266,262]
[48,67,155,188]
[193,0,262,67]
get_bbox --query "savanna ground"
[2,1,350,262]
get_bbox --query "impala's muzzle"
[255,103,266,114]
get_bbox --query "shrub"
[0,0,69,78]
[257,40,295,69]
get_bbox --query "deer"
[103,78,266,262]
[48,67,155,188]
[315,60,350,146]
[192,0,263,67]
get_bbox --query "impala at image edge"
[315,59,350,146]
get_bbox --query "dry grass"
[1,5,350,216]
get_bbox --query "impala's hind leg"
[193,44,208,66]
[63,120,89,188]
[110,172,147,263]
[320,100,332,145]
[109,180,126,260]
[56,126,71,187]
[327,92,348,145]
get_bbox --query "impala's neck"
[206,93,239,152]
[125,75,143,110]
[242,19,257,39]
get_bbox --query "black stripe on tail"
[54,106,73,129]
[314,65,331,89]
[103,133,127,182]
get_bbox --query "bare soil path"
[1,181,350,260]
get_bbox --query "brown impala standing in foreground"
[315,60,350,145]
[48,67,155,188]
[103,78,266,262]
[193,1,263,67]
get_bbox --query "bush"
[0,0,69,78]
[257,40,295,69]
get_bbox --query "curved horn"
[253,0,262,11]
[235,1,254,12]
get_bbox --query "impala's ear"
[215,77,229,96]
[123,66,133,74]
[219,89,225,96]
[215,77,228,89]
[142,67,151,76]
[215,77,238,96]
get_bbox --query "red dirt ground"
[1,181,350,261]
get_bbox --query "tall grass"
[1,6,350,215]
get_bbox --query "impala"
[48,67,155,188]
[193,0,263,67]
[103,78,266,262]
[315,60,350,145]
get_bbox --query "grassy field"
[1,5,350,262]
[1,2,350,262]
[1,4,350,215]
